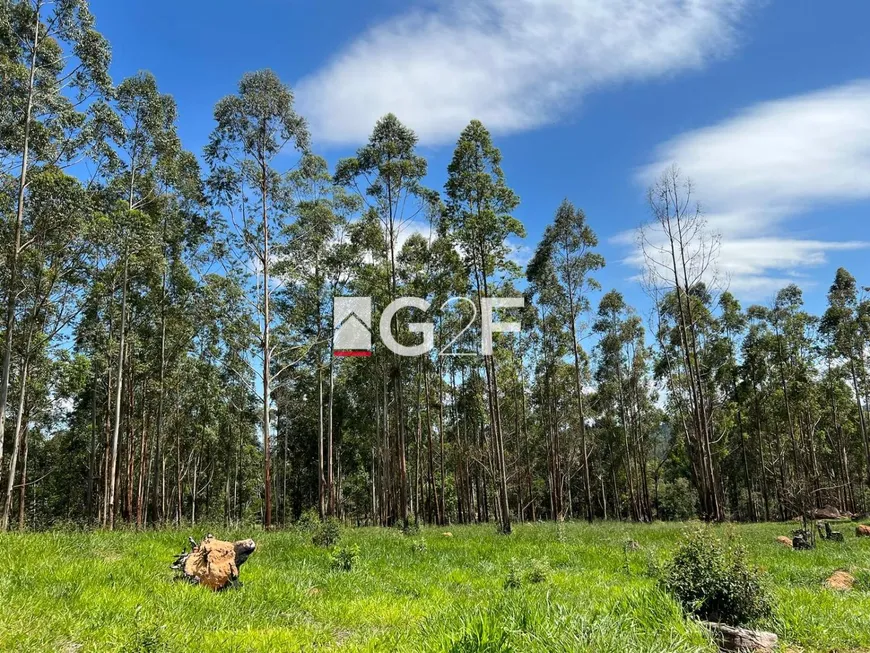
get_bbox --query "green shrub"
[660,530,772,626]
[503,558,550,588]
[659,478,698,521]
[329,544,360,572]
[401,520,420,537]
[296,508,320,532]
[410,537,428,554]
[526,559,550,584]
[312,517,341,547]
[504,559,523,589]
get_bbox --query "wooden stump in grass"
[702,622,778,652]
[171,534,256,591]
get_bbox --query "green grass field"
[1,522,869,652]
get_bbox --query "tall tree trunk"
[108,256,129,530]
[261,165,273,530]
[0,5,40,476]
[87,370,98,522]
[327,350,336,516]
[476,250,511,534]
[318,363,325,518]
[1,357,29,530]
[136,410,149,528]
[849,362,870,485]
[424,360,439,524]
[569,320,594,523]
[151,239,169,525]
[17,423,28,530]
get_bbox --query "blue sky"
[90,0,870,316]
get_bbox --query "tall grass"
[0,522,868,651]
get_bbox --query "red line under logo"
[333,350,372,357]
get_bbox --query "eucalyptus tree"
[444,119,524,534]
[278,153,361,518]
[526,246,570,519]
[205,69,310,529]
[821,268,870,484]
[0,168,92,529]
[334,113,431,526]
[764,285,822,517]
[741,306,789,519]
[0,0,110,489]
[592,290,653,521]
[396,228,465,524]
[81,71,200,529]
[528,200,604,522]
[712,292,755,521]
[197,271,259,524]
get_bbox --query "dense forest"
[2,0,869,532]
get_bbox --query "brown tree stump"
[171,534,256,591]
[855,524,870,537]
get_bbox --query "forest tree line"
[2,0,870,532]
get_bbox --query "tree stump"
[818,521,844,542]
[856,524,870,537]
[791,528,814,550]
[171,534,256,591]
[701,622,778,652]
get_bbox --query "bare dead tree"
[638,165,724,521]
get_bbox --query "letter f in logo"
[333,297,372,357]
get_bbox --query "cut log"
[856,524,870,537]
[775,536,793,547]
[171,534,256,591]
[701,622,778,652]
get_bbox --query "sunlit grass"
[1,521,869,651]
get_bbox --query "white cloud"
[507,239,532,267]
[297,0,749,146]
[626,80,870,299]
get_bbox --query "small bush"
[660,530,772,626]
[296,508,320,532]
[504,559,523,589]
[556,521,567,543]
[329,544,360,572]
[659,478,698,521]
[526,559,550,584]
[401,520,420,537]
[410,537,428,554]
[312,517,341,547]
[504,558,550,588]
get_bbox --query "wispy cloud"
[624,80,870,299]
[297,0,749,146]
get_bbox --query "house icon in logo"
[333,297,372,357]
